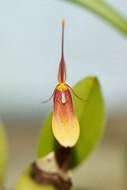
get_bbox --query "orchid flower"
[43,19,88,147]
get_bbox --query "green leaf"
[38,113,58,158]
[62,0,127,35]
[37,76,105,168]
[0,122,8,185]
[15,167,57,190]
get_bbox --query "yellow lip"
[52,87,80,147]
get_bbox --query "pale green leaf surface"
[15,167,56,190]
[37,76,105,168]
[0,122,8,185]
[62,0,127,35]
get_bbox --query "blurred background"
[0,0,127,189]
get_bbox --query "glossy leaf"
[63,0,127,35]
[37,76,105,168]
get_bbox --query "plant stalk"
[63,0,127,35]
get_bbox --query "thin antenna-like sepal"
[42,90,55,104]
[67,84,90,103]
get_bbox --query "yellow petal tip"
[52,117,80,148]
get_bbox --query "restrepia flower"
[43,19,88,147]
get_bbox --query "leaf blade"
[37,113,58,158]
[37,76,105,168]
[71,76,105,167]
[63,0,127,35]
[0,122,8,185]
